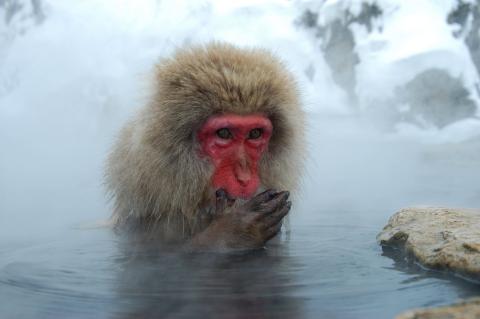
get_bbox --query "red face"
[198,114,272,199]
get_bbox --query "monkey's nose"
[234,146,252,185]
[235,165,251,186]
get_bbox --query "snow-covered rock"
[298,0,480,130]
[448,1,480,79]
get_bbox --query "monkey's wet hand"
[189,188,291,252]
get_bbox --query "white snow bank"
[302,0,480,142]
[355,0,479,106]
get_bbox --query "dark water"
[0,211,479,319]
[1,118,479,319]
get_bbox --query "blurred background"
[0,1,479,318]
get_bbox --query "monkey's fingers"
[262,201,291,228]
[215,189,230,215]
[264,221,284,242]
[255,191,289,216]
[246,189,278,209]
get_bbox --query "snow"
[302,0,480,139]
[354,0,479,106]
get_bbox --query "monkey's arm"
[186,189,291,252]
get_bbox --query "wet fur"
[106,42,305,238]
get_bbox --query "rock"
[394,68,477,128]
[298,3,382,106]
[395,298,480,319]
[377,207,480,281]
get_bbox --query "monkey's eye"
[216,128,233,139]
[248,128,263,139]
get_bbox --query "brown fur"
[105,42,305,238]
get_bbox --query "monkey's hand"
[188,189,291,252]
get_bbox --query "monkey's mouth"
[225,182,259,200]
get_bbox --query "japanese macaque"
[106,42,305,252]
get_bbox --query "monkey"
[105,42,305,252]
